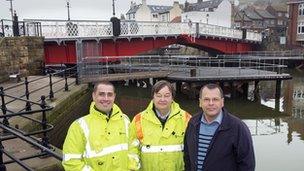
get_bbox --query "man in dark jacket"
[184,83,255,171]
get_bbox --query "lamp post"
[241,10,245,28]
[66,0,71,21]
[112,0,116,16]
[6,0,14,21]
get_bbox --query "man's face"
[153,86,173,112]
[200,87,224,120]
[92,84,115,113]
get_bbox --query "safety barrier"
[0,66,79,170]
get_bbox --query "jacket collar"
[89,102,122,120]
[143,100,182,123]
[190,108,232,131]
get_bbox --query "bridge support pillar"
[176,81,182,94]
[129,80,137,87]
[242,82,249,100]
[275,80,282,111]
[254,81,260,102]
[230,82,236,99]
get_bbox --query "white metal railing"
[219,50,304,59]
[79,55,287,80]
[22,19,262,42]
[198,23,243,39]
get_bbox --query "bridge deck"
[167,67,291,82]
[81,67,291,83]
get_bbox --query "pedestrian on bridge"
[129,80,191,170]
[62,81,135,170]
[184,83,255,171]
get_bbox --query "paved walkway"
[1,75,87,170]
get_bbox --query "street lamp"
[241,10,245,29]
[206,13,209,24]
[112,0,116,16]
[6,0,14,21]
[66,0,71,21]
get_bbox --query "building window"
[153,14,158,18]
[299,4,304,15]
[278,20,283,25]
[162,15,166,21]
[298,22,304,34]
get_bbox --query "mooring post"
[275,80,282,111]
[24,77,31,111]
[64,69,69,91]
[0,87,9,129]
[49,74,54,99]
[40,96,49,149]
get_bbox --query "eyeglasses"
[154,93,172,99]
[97,92,115,98]
[201,97,222,103]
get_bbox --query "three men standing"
[62,81,255,171]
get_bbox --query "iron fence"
[0,19,41,37]
[0,66,79,170]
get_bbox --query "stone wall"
[0,37,44,82]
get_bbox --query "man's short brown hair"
[199,83,224,98]
[93,81,115,93]
[151,80,175,98]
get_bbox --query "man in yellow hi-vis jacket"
[129,80,191,170]
[62,81,137,170]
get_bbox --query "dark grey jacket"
[184,108,255,171]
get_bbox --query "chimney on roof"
[142,0,147,6]
[173,1,179,7]
[130,1,136,9]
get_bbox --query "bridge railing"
[21,19,262,42]
[198,23,243,39]
[0,19,41,37]
[219,50,304,59]
[79,55,288,82]
[23,19,113,38]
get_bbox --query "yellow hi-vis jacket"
[62,102,131,171]
[129,101,191,171]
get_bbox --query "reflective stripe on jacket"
[62,102,130,171]
[129,100,191,171]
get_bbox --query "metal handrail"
[0,66,77,170]
[79,55,288,81]
[16,19,262,42]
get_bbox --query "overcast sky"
[0,0,197,21]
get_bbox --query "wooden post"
[254,81,259,102]
[275,80,282,111]
[242,82,249,100]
